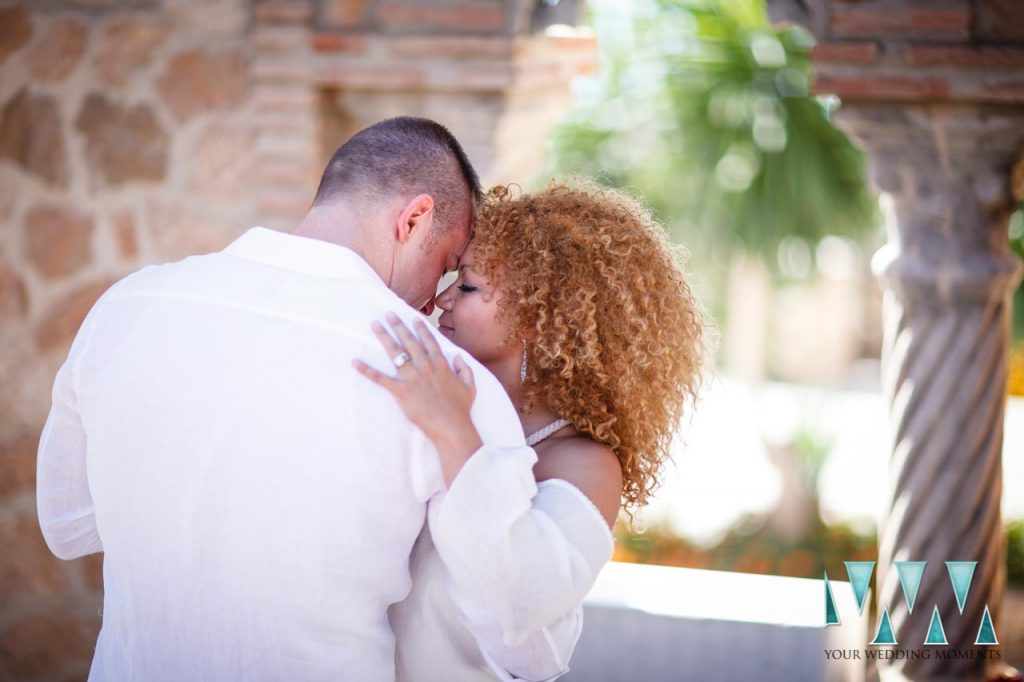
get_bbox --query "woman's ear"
[395,193,435,245]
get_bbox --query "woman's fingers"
[370,321,405,363]
[385,313,430,367]
[352,359,401,393]
[452,355,476,392]
[414,319,445,361]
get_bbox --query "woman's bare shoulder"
[533,437,623,528]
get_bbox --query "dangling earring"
[520,339,528,383]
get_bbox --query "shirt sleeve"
[36,295,109,561]
[427,452,615,677]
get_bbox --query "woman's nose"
[435,283,455,311]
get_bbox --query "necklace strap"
[525,418,572,447]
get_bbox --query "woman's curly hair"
[471,180,712,512]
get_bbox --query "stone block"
[0,89,68,188]
[29,17,88,82]
[157,49,248,122]
[75,93,169,186]
[24,204,95,280]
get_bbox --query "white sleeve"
[36,297,108,561]
[428,451,614,678]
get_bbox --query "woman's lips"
[438,324,455,334]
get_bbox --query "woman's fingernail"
[386,312,400,323]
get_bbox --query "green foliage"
[546,0,880,275]
[615,515,877,579]
[1010,207,1024,342]
[1008,519,1024,587]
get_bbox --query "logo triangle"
[824,572,841,625]
[975,605,999,645]
[894,561,927,613]
[870,607,897,645]
[924,605,948,645]
[844,561,875,615]
[945,561,976,614]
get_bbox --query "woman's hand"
[353,313,483,487]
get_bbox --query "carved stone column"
[842,103,1024,681]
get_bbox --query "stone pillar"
[842,103,1023,681]
[763,0,1024,677]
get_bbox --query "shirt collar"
[223,226,388,286]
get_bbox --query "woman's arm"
[354,316,619,678]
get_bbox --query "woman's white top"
[390,474,615,682]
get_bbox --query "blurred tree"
[546,0,880,277]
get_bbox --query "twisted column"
[842,103,1024,682]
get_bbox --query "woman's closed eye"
[457,284,477,293]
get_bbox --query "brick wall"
[0,1,592,678]
[767,0,1024,104]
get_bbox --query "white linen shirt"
[37,226,613,682]
[36,226,529,681]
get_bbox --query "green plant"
[546,0,880,276]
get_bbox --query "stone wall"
[0,1,592,678]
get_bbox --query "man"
[36,117,534,680]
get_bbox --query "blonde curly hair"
[471,181,711,511]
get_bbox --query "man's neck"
[293,204,392,286]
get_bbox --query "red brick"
[831,8,969,40]
[376,2,505,32]
[252,87,317,112]
[903,45,1024,69]
[253,26,310,53]
[811,41,880,64]
[322,0,371,28]
[311,32,369,53]
[975,0,1024,42]
[813,74,951,101]
[389,35,516,59]
[252,58,313,83]
[111,210,138,259]
[975,80,1024,104]
[315,65,426,89]
[252,0,313,24]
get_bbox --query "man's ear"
[395,193,435,245]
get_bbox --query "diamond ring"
[392,351,412,369]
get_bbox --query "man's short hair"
[312,117,482,234]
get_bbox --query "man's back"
[37,228,519,681]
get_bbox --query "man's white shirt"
[37,226,613,682]
[36,227,530,681]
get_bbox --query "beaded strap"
[525,418,572,447]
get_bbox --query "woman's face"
[434,242,517,366]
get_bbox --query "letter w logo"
[823,561,998,646]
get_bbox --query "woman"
[354,182,709,680]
